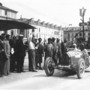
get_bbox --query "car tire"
[77,58,85,79]
[44,57,55,76]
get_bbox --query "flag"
[80,9,82,17]
[82,9,86,17]
[80,8,86,17]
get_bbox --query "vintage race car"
[44,48,90,79]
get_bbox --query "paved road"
[0,68,90,90]
[0,54,90,90]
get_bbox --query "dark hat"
[48,38,51,42]
[52,37,55,42]
[38,38,42,42]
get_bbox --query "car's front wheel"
[44,57,55,76]
[76,58,85,79]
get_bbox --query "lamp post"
[80,7,86,40]
[82,14,85,40]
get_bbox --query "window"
[7,11,16,18]
[68,33,70,41]
[0,9,5,16]
[0,9,2,15]
[7,11,10,17]
[5,10,7,15]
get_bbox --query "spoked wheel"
[44,57,55,76]
[77,58,85,79]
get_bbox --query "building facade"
[21,18,64,42]
[0,3,18,35]
[0,2,64,41]
[63,26,90,42]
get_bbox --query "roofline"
[0,6,18,13]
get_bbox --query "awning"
[0,19,36,30]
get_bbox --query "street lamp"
[80,7,86,40]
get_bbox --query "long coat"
[0,40,7,62]
[14,39,26,58]
[3,40,11,75]
[37,43,44,63]
[44,43,54,59]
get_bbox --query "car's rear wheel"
[44,57,55,76]
[77,58,85,79]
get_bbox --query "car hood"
[67,49,83,58]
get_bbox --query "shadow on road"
[85,70,90,73]
[34,70,77,79]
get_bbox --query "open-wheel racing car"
[44,48,90,79]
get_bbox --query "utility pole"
[80,7,86,41]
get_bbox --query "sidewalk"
[0,70,44,86]
[0,53,44,86]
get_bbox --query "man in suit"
[0,35,7,77]
[15,35,26,73]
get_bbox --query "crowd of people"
[0,33,66,77]
[0,32,88,77]
[0,33,46,76]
